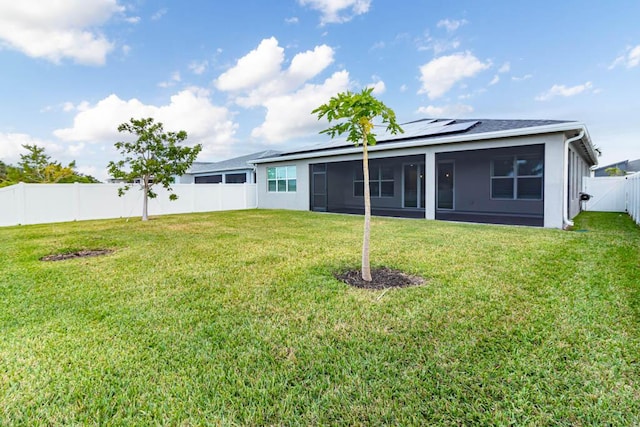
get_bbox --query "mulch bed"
[40,249,114,262]
[334,267,426,290]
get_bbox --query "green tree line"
[0,144,100,187]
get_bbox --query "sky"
[0,0,639,181]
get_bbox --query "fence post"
[73,182,80,220]
[16,182,26,225]
[192,183,196,213]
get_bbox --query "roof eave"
[252,121,590,164]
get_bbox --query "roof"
[188,150,281,174]
[593,158,640,174]
[252,118,598,166]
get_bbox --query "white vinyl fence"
[583,172,640,226]
[627,172,640,226]
[582,176,627,212]
[0,183,257,227]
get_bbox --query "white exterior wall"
[257,133,570,228]
[256,160,310,211]
[0,183,256,227]
[543,135,566,228]
[567,145,592,219]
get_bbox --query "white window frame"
[267,166,297,193]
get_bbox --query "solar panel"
[282,120,480,156]
[379,119,474,142]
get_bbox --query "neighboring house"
[178,150,281,184]
[252,118,599,229]
[592,158,640,176]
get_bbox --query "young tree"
[18,144,51,182]
[107,117,202,221]
[313,88,403,281]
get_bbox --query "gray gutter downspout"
[563,130,585,228]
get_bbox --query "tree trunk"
[142,178,149,221]
[361,141,372,282]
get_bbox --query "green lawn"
[1,210,639,425]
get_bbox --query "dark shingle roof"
[453,119,573,135]
[189,150,281,174]
[277,118,577,157]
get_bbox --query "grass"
[0,210,639,425]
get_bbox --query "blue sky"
[1,0,639,180]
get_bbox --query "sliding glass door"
[403,163,425,208]
[437,161,454,210]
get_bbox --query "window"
[491,155,543,200]
[267,166,296,192]
[225,173,247,184]
[354,165,394,197]
[195,174,222,183]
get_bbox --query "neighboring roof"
[188,150,281,174]
[593,158,640,175]
[252,118,598,165]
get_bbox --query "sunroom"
[309,154,426,218]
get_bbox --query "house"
[592,158,640,177]
[178,150,281,184]
[251,119,599,229]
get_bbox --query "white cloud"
[251,70,351,142]
[626,46,640,67]
[77,101,91,112]
[489,75,500,85]
[75,164,99,178]
[400,84,408,92]
[535,81,594,101]
[367,77,386,95]
[151,8,167,21]
[498,62,511,73]
[512,74,532,81]
[287,44,334,83]
[215,37,348,142]
[214,37,284,92]
[415,31,461,55]
[189,60,208,75]
[609,44,640,69]
[218,39,335,108]
[125,16,140,24]
[418,52,491,99]
[285,17,299,24]
[416,104,474,117]
[0,0,123,65]
[158,71,181,88]
[53,88,238,156]
[298,0,371,25]
[437,19,467,32]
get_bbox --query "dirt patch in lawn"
[40,249,114,262]
[335,267,426,290]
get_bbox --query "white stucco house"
[251,119,599,229]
